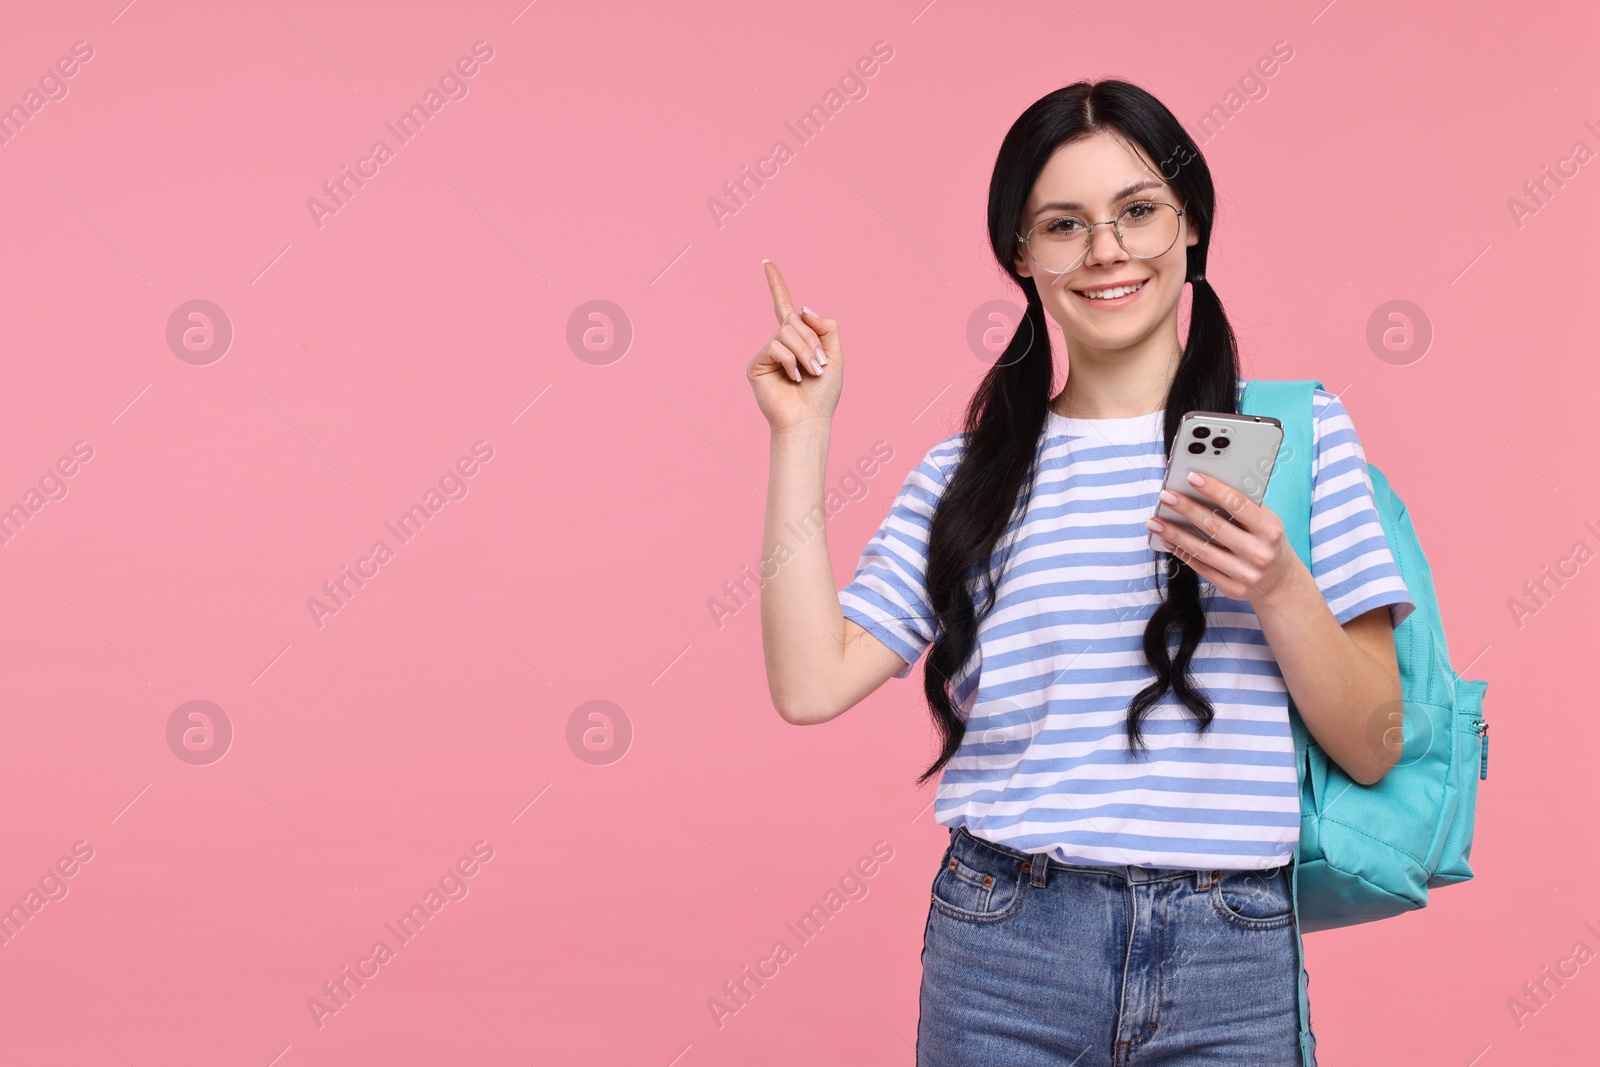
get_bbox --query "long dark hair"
[917,79,1240,787]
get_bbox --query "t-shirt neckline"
[1044,379,1251,444]
[1046,406,1165,445]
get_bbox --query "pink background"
[0,1,1594,1063]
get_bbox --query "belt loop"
[1025,853,1047,887]
[1195,868,1218,891]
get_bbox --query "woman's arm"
[760,424,911,724]
[1146,470,1403,786]
[1244,562,1402,785]
[747,262,909,725]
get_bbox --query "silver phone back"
[1148,410,1284,552]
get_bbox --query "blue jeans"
[917,826,1317,1066]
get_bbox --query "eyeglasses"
[1016,201,1186,276]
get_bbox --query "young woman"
[749,80,1413,1066]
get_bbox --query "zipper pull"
[1477,720,1489,781]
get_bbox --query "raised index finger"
[763,260,796,324]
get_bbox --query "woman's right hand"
[747,261,842,434]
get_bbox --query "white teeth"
[1077,280,1145,300]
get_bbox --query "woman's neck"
[1050,342,1183,420]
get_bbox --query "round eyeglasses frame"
[1016,201,1188,276]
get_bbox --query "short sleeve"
[838,436,961,679]
[1308,391,1416,628]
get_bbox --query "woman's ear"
[1013,242,1034,278]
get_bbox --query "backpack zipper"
[1473,719,1488,780]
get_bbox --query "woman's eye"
[1046,217,1084,235]
[1123,201,1157,220]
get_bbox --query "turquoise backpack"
[1240,380,1489,1064]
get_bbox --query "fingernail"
[802,305,814,315]
[1145,517,1164,531]
[1159,489,1180,504]
[788,365,801,382]
[762,258,771,264]
[809,358,822,375]
[1187,471,1205,486]
[814,346,827,366]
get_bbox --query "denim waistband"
[947,824,1287,889]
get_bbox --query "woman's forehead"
[1030,135,1167,209]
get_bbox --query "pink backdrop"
[0,1,1594,1063]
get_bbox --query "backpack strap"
[1238,377,1323,1067]
[1238,379,1321,569]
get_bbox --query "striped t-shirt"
[838,382,1414,871]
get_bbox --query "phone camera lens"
[1213,436,1230,448]
[1192,426,1210,439]
[1187,441,1206,454]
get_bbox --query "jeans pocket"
[930,845,1026,924]
[1210,865,1295,930]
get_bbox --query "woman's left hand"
[1144,471,1305,606]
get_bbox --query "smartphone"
[1148,410,1284,553]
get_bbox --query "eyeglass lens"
[1024,202,1180,274]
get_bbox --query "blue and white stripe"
[838,382,1413,870]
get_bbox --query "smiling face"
[1014,130,1199,367]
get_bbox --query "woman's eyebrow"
[1033,178,1167,217]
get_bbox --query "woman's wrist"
[1246,551,1316,620]
[770,416,832,442]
